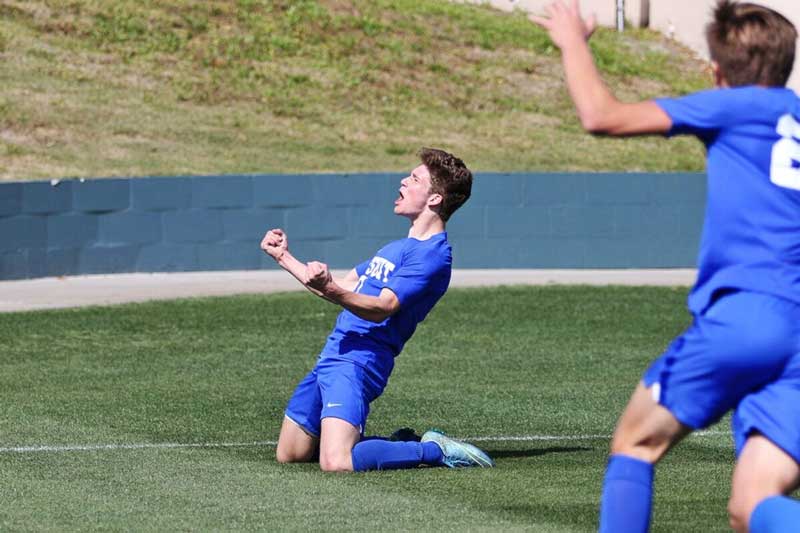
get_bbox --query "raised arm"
[531,0,671,136]
[260,228,398,320]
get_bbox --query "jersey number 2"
[771,114,800,191]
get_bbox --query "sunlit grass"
[0,1,708,180]
[0,286,750,531]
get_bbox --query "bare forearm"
[321,285,394,323]
[560,40,671,135]
[275,252,331,300]
[275,253,357,304]
[276,251,307,284]
[560,38,619,132]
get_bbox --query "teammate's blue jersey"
[656,87,800,313]
[319,232,452,380]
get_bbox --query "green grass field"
[0,285,750,531]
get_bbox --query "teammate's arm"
[531,0,672,136]
[306,261,400,323]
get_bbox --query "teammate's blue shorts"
[284,357,387,438]
[643,290,800,462]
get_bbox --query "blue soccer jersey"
[656,87,800,314]
[318,232,452,382]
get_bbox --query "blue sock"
[351,440,443,471]
[599,454,654,533]
[422,441,444,464]
[750,496,800,532]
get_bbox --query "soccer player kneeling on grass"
[533,1,800,531]
[260,148,494,472]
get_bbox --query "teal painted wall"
[0,173,706,280]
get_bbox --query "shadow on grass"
[222,444,593,465]
[487,445,593,459]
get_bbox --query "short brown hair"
[706,1,797,87]
[419,147,472,222]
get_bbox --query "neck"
[407,212,445,240]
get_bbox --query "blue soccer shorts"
[643,290,800,462]
[284,358,387,438]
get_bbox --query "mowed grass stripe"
[1,286,742,532]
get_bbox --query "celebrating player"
[260,148,494,472]
[532,1,800,531]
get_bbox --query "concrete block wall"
[0,173,706,280]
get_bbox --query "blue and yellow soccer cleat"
[421,429,495,468]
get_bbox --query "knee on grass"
[319,450,353,472]
[276,446,316,464]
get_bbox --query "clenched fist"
[306,261,332,291]
[261,228,288,261]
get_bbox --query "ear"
[427,193,443,208]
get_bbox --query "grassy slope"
[0,0,708,181]
[0,287,743,531]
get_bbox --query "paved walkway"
[0,269,696,313]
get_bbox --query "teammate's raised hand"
[261,228,288,261]
[530,0,597,49]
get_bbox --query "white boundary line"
[0,431,728,454]
[0,441,279,454]
[468,430,728,442]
